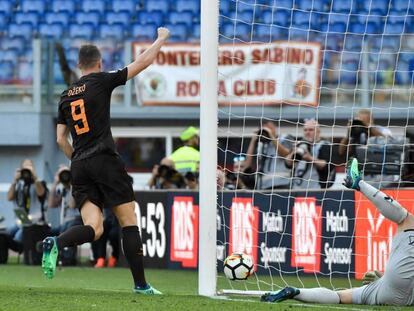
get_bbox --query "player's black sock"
[122,226,147,288]
[56,225,95,249]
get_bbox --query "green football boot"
[343,158,361,190]
[133,284,162,295]
[41,237,59,279]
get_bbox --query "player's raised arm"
[127,27,170,80]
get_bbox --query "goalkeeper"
[262,158,414,306]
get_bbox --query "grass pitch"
[0,261,409,311]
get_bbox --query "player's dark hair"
[78,45,101,70]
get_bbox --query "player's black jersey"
[57,67,128,161]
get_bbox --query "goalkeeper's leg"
[261,287,356,304]
[344,158,414,231]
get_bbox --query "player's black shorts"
[70,153,135,210]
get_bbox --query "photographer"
[48,165,81,235]
[147,157,185,189]
[245,122,292,190]
[339,109,387,160]
[285,119,336,189]
[6,159,47,245]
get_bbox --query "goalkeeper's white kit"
[352,230,414,306]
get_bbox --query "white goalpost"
[198,0,219,297]
[199,0,414,298]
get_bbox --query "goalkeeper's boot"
[42,237,59,280]
[343,158,361,191]
[133,283,162,295]
[261,287,300,303]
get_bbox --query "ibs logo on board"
[170,196,199,268]
[229,197,259,268]
[291,197,322,273]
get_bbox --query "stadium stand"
[0,0,413,84]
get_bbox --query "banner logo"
[229,197,259,268]
[291,197,322,272]
[170,196,199,268]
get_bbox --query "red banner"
[229,197,259,269]
[354,189,414,279]
[291,197,322,273]
[170,196,199,268]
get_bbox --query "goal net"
[208,0,414,296]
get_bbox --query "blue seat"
[0,12,9,29]
[353,11,384,26]
[297,0,328,12]
[169,11,193,26]
[191,23,200,39]
[82,0,106,14]
[164,23,187,41]
[262,10,290,27]
[39,23,64,38]
[105,12,130,26]
[331,0,358,13]
[176,0,200,14]
[18,61,33,82]
[221,22,250,41]
[391,0,414,13]
[343,34,364,51]
[328,13,350,25]
[350,22,380,35]
[69,24,94,39]
[384,22,406,35]
[45,12,70,26]
[360,0,389,15]
[274,0,293,9]
[21,0,45,13]
[0,0,13,14]
[136,11,164,26]
[0,61,14,83]
[340,61,359,84]
[75,12,100,27]
[288,28,311,40]
[112,0,135,13]
[8,23,33,39]
[131,24,157,40]
[219,1,232,14]
[320,22,346,33]
[51,0,76,13]
[0,49,19,64]
[292,11,322,30]
[147,0,169,14]
[15,12,38,26]
[253,24,271,41]
[99,24,125,40]
[235,1,254,12]
[0,37,25,53]
[229,10,255,25]
[395,60,410,84]
[387,15,408,24]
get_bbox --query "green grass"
[0,261,410,311]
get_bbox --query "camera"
[20,168,33,184]
[256,128,272,143]
[59,169,71,184]
[349,119,368,144]
[157,165,185,188]
[294,141,310,161]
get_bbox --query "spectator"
[224,155,253,190]
[170,126,200,174]
[245,122,293,190]
[147,157,185,189]
[92,209,120,268]
[286,119,336,189]
[184,171,199,190]
[48,165,82,235]
[6,159,47,249]
[339,109,388,160]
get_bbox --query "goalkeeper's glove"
[362,270,383,285]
